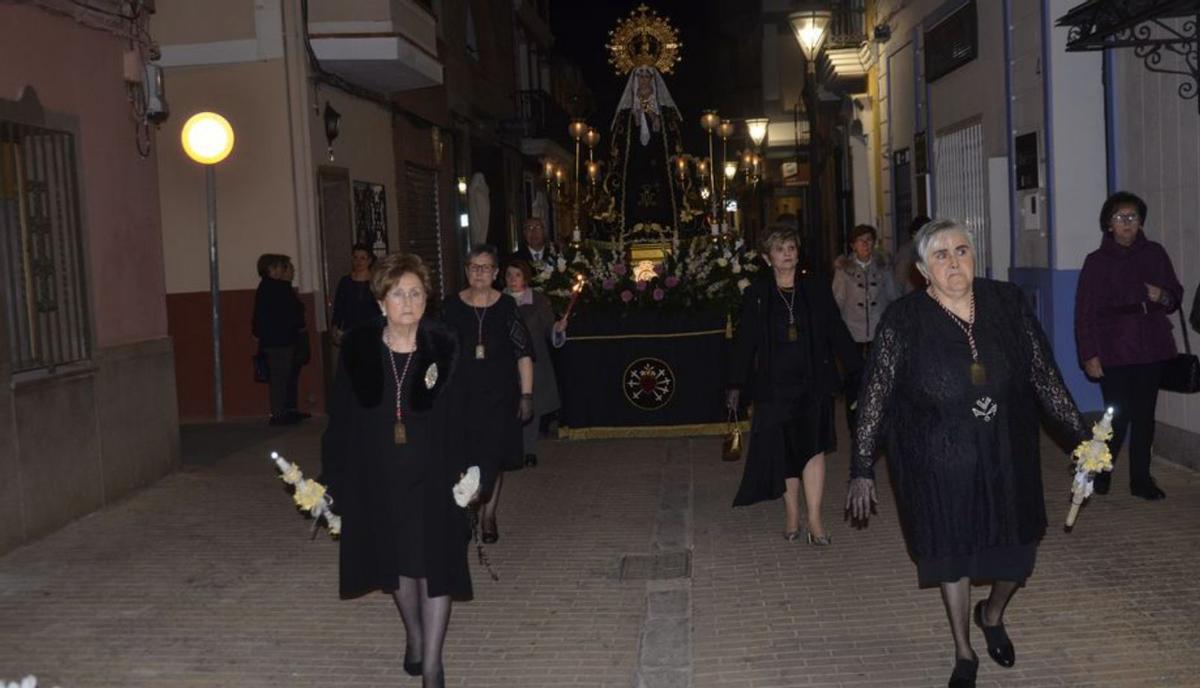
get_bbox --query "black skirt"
[732,394,836,507]
[916,542,1038,588]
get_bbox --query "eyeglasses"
[467,264,496,274]
[386,289,426,302]
[1110,212,1140,224]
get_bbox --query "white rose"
[737,278,751,292]
[556,257,567,273]
[717,257,729,267]
[732,262,741,274]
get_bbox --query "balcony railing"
[509,90,571,146]
[827,0,867,48]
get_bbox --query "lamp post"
[568,119,588,243]
[700,110,720,222]
[744,118,768,241]
[789,5,831,269]
[181,112,235,421]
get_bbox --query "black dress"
[851,279,1088,587]
[441,293,533,488]
[331,275,378,334]
[729,273,861,507]
[319,318,472,601]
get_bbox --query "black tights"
[939,577,1021,661]
[392,576,452,687]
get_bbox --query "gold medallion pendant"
[475,344,486,360]
[394,420,407,445]
[970,362,987,386]
[787,325,798,342]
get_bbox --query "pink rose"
[652,288,665,301]
[664,275,680,288]
[620,290,634,303]
[602,277,616,290]
[636,280,648,291]
[612,263,628,276]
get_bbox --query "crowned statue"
[595,5,700,249]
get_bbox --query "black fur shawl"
[341,316,459,413]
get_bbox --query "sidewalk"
[0,419,1197,687]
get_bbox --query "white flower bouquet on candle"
[1066,408,1115,528]
[268,451,341,537]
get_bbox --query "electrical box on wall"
[1017,188,1048,268]
[1019,189,1042,232]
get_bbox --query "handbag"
[253,350,270,383]
[1161,307,1200,394]
[721,409,743,462]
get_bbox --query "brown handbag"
[722,409,743,462]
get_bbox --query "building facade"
[154,0,583,421]
[0,1,179,555]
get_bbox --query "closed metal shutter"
[934,119,989,272]
[401,163,445,304]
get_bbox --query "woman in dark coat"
[504,257,567,467]
[319,253,474,688]
[252,253,307,425]
[847,220,1089,688]
[1075,190,1182,500]
[441,245,534,543]
[726,225,862,544]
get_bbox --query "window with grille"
[0,118,91,374]
[401,163,446,305]
[934,119,989,272]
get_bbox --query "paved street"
[1,419,1198,687]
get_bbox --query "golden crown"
[606,4,682,76]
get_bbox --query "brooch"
[424,362,438,389]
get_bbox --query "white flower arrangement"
[2,677,57,688]
[269,452,341,537]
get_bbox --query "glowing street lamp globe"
[789,9,832,63]
[181,112,235,165]
[746,118,769,147]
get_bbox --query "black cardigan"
[319,317,472,601]
[728,272,863,403]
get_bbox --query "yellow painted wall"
[156,59,298,293]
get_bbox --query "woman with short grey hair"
[846,219,1089,688]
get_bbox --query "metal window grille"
[401,164,445,304]
[0,119,91,373]
[934,119,990,272]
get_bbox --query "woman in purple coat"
[1075,191,1182,500]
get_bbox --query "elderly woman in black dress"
[727,225,862,544]
[442,245,534,543]
[319,253,475,688]
[847,220,1090,688]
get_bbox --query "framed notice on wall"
[353,181,388,255]
[1015,132,1039,190]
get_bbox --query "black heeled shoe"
[1093,471,1111,495]
[948,656,978,687]
[523,453,538,468]
[1130,476,1166,500]
[480,518,499,544]
[974,600,1015,667]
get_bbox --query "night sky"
[550,0,762,155]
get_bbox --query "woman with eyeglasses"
[1075,191,1182,500]
[441,245,535,543]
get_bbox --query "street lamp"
[746,118,769,148]
[568,119,588,242]
[181,112,235,420]
[789,5,831,269]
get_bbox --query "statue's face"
[636,72,654,99]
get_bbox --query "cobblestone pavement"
[0,419,1197,687]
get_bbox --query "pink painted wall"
[0,5,167,347]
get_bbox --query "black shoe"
[1130,477,1166,500]
[948,656,978,688]
[481,518,499,544]
[1093,471,1111,495]
[403,656,422,677]
[974,600,1015,667]
[523,453,538,467]
[286,410,312,422]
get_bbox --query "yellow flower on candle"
[279,464,303,485]
[293,479,327,512]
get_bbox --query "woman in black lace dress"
[846,220,1089,688]
[441,245,534,543]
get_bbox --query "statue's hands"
[845,478,877,526]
